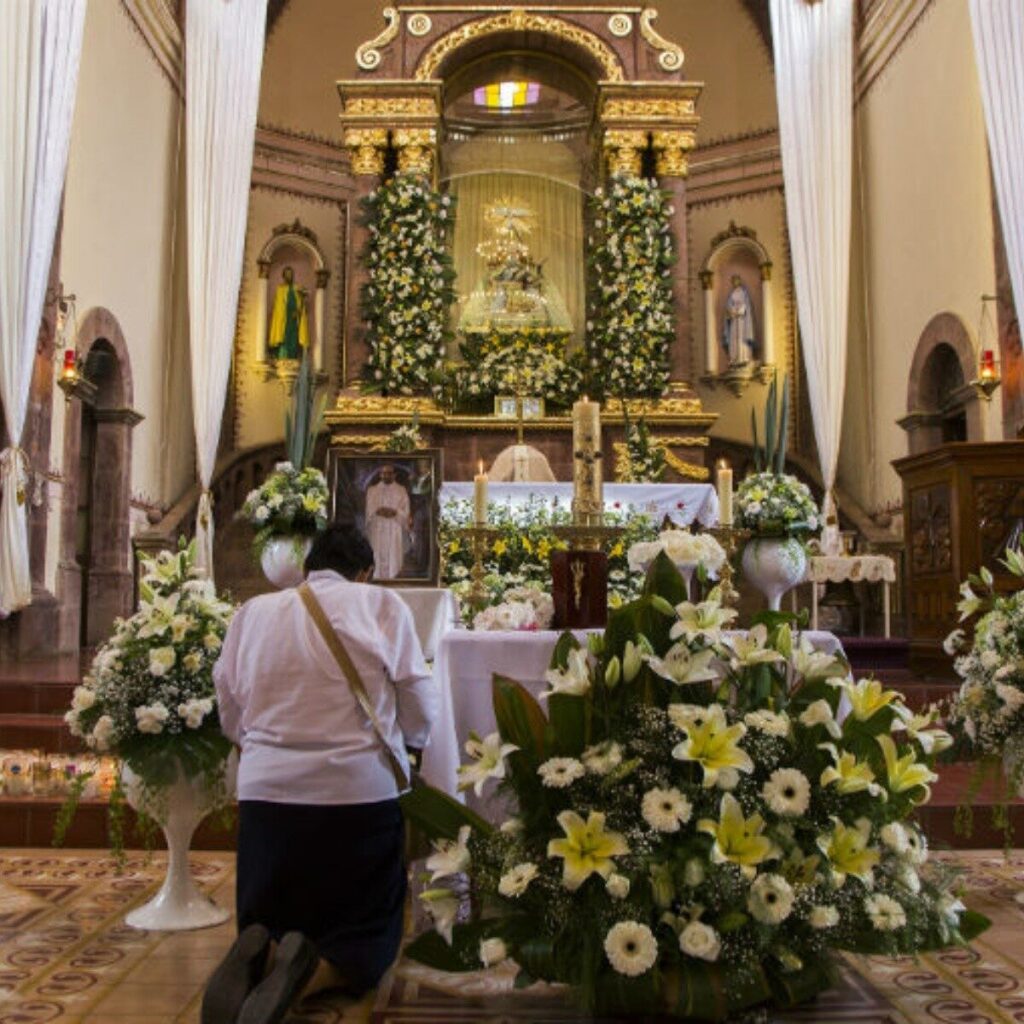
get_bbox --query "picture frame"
[494,395,545,419]
[326,448,443,587]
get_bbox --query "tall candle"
[572,396,602,522]
[716,459,733,526]
[473,460,488,526]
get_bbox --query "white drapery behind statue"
[447,140,585,347]
[186,0,267,578]
[0,0,87,616]
[769,0,853,551]
[970,1,1024,341]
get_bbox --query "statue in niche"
[722,274,757,366]
[268,265,309,360]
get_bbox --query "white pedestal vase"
[260,536,311,589]
[675,562,697,602]
[122,753,237,931]
[741,537,808,612]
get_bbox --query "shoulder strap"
[297,583,409,791]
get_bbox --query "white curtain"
[970,1,1024,340]
[769,0,854,545]
[0,0,87,616]
[186,0,267,577]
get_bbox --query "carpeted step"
[0,713,79,753]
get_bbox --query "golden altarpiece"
[327,5,717,480]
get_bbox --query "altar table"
[439,482,719,528]
[393,588,458,661]
[419,628,846,821]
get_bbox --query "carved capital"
[604,129,647,178]
[315,268,331,289]
[652,129,696,179]
[394,127,437,176]
[760,262,773,282]
[344,128,388,177]
[257,258,271,280]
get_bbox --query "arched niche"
[255,219,330,381]
[900,312,983,454]
[59,307,143,648]
[699,222,774,390]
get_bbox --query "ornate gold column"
[343,128,388,177]
[394,127,437,178]
[603,129,647,178]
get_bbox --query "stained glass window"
[473,81,541,110]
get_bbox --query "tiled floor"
[2,849,1024,1023]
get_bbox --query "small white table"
[805,555,897,638]
[420,627,847,821]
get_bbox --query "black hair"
[304,522,375,580]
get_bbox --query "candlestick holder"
[708,524,750,608]
[458,525,501,611]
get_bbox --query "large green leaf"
[642,550,688,608]
[547,693,587,756]
[493,675,549,762]
[399,780,492,841]
[405,920,494,973]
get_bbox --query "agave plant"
[285,348,327,470]
[751,371,790,475]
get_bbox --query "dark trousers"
[237,798,406,993]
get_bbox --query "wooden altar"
[893,442,1024,675]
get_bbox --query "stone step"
[0,713,78,753]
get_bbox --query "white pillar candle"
[473,461,488,527]
[572,397,602,521]
[716,459,733,526]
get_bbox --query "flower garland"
[403,556,985,1019]
[361,173,456,395]
[587,175,675,398]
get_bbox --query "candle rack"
[457,525,501,611]
[708,524,750,608]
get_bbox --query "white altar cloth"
[419,628,846,820]
[439,482,719,528]
[392,588,458,661]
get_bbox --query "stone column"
[314,268,330,373]
[654,130,697,386]
[342,128,387,388]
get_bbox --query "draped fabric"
[186,0,267,578]
[769,0,854,544]
[446,139,585,347]
[969,1,1024,341]
[0,0,87,616]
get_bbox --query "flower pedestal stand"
[260,536,311,589]
[122,756,236,931]
[741,537,807,612]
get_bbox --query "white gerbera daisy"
[865,893,906,931]
[808,905,839,929]
[603,921,658,977]
[537,757,585,789]
[747,873,794,925]
[761,768,811,817]
[641,787,693,833]
[905,827,928,866]
[605,873,631,900]
[744,709,791,737]
[582,741,624,776]
[498,862,538,898]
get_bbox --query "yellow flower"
[817,817,879,887]
[609,541,624,559]
[819,743,883,797]
[447,540,461,555]
[876,735,938,803]
[537,539,551,560]
[697,793,776,879]
[493,539,507,557]
[672,704,754,787]
[521,537,533,555]
[835,677,902,722]
[547,810,629,891]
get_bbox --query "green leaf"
[550,630,581,670]
[399,780,492,841]
[642,550,688,607]
[493,675,549,762]
[405,921,493,973]
[547,693,587,756]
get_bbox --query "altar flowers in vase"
[401,553,985,1021]
[627,528,726,598]
[944,547,1024,796]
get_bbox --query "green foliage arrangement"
[751,372,791,475]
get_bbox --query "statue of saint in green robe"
[268,265,309,359]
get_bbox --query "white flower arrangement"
[734,471,820,538]
[63,542,235,800]
[628,528,726,576]
[238,461,328,557]
[402,551,983,1020]
[588,175,674,398]
[472,596,550,633]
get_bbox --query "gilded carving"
[653,129,696,178]
[407,13,433,36]
[608,13,633,37]
[332,433,425,451]
[640,8,685,72]
[614,437,710,481]
[394,127,437,174]
[356,7,401,71]
[344,128,388,176]
[414,12,625,82]
[344,97,438,118]
[604,128,647,177]
[603,97,695,120]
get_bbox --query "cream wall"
[838,0,998,518]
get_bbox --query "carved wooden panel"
[909,484,951,575]
[976,479,1024,566]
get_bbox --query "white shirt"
[213,571,436,805]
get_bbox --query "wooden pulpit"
[892,442,1024,676]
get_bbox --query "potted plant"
[239,349,329,588]
[61,542,236,930]
[737,373,820,609]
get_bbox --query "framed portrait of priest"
[327,449,443,586]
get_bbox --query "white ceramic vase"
[260,536,311,589]
[122,753,237,931]
[676,561,696,602]
[741,537,808,612]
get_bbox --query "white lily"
[646,643,719,686]
[791,636,845,681]
[426,825,472,882]
[457,731,519,796]
[724,624,784,669]
[670,592,738,642]
[420,888,459,944]
[542,648,591,699]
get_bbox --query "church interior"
[3,0,1024,1021]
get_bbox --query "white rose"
[149,646,176,677]
[479,937,507,967]
[679,921,721,962]
[92,715,116,751]
[177,697,214,729]
[71,686,96,712]
[135,703,169,735]
[605,873,631,900]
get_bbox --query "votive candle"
[716,459,734,526]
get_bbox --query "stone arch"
[902,312,982,455]
[58,306,142,648]
[414,12,626,83]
